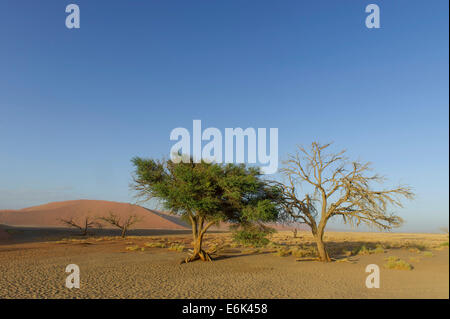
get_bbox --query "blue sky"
[0,0,448,232]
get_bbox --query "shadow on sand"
[0,224,195,245]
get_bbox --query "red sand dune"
[0,200,188,230]
[0,199,307,231]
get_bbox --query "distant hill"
[0,200,189,230]
[0,199,309,232]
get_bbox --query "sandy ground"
[0,229,448,299]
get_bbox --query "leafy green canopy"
[131,157,281,225]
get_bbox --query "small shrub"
[290,248,308,258]
[406,243,428,251]
[232,228,273,247]
[372,244,385,254]
[342,249,353,257]
[355,245,371,255]
[144,242,166,248]
[275,247,291,257]
[384,256,413,270]
[125,245,140,251]
[291,246,317,258]
[440,241,449,247]
[423,251,433,257]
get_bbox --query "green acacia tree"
[131,157,281,263]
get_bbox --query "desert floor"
[0,226,448,299]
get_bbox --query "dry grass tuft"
[168,244,185,252]
[144,242,166,248]
[125,245,140,251]
[275,247,291,257]
[290,246,317,258]
[384,256,413,270]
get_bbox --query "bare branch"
[99,212,142,238]
[278,142,415,261]
[59,215,101,236]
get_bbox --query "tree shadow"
[212,250,273,261]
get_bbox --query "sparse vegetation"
[406,242,428,251]
[275,247,291,257]
[168,244,185,252]
[373,244,385,254]
[290,246,317,258]
[145,242,166,248]
[384,256,413,270]
[355,245,371,255]
[125,245,140,251]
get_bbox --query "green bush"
[232,228,273,247]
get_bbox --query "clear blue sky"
[0,0,448,232]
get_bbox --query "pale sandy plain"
[0,227,448,299]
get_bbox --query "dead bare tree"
[59,216,101,236]
[277,142,414,262]
[99,212,141,238]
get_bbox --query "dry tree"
[99,212,141,238]
[59,215,101,236]
[276,142,414,262]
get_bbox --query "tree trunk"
[82,221,88,236]
[181,216,213,264]
[121,227,127,238]
[314,232,331,262]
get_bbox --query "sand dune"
[0,199,307,232]
[0,200,188,230]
